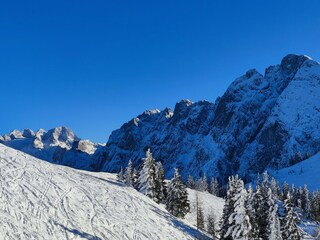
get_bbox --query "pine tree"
[196,176,209,192]
[301,184,310,214]
[246,184,260,239]
[210,177,220,197]
[267,188,282,240]
[282,181,290,201]
[207,211,217,239]
[253,183,270,239]
[195,192,205,230]
[124,160,134,187]
[132,168,138,188]
[186,175,195,189]
[271,177,281,199]
[166,168,190,218]
[154,161,167,203]
[282,192,301,240]
[224,177,251,240]
[263,171,270,189]
[220,176,238,240]
[137,149,157,200]
[310,191,320,221]
[117,167,125,182]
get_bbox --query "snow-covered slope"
[0,144,208,240]
[271,151,320,191]
[185,189,224,228]
[0,127,103,171]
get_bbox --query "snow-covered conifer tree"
[266,188,282,240]
[271,177,281,199]
[210,177,220,196]
[282,192,301,240]
[186,175,195,189]
[166,168,190,218]
[220,176,238,240]
[224,177,251,240]
[310,191,320,221]
[301,184,310,214]
[207,211,217,239]
[124,160,134,187]
[137,149,157,200]
[196,192,205,230]
[282,181,290,201]
[117,167,125,182]
[154,161,167,203]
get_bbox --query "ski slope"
[0,144,209,240]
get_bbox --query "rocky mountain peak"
[280,54,311,73]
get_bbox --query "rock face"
[96,54,320,183]
[2,54,319,183]
[0,126,103,170]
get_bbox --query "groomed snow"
[0,144,209,240]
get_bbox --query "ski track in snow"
[0,144,209,240]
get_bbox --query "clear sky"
[1,0,320,142]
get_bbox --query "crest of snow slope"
[271,151,320,191]
[0,144,210,240]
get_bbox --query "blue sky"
[1,0,320,142]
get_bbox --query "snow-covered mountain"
[0,144,210,240]
[0,127,103,170]
[2,54,320,186]
[96,54,320,183]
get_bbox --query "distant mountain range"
[2,54,320,184]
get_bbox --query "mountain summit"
[96,54,320,183]
[2,54,320,184]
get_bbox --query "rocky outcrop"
[97,54,320,183]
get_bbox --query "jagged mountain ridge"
[0,127,103,170]
[2,54,320,184]
[97,54,320,183]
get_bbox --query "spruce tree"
[137,149,157,200]
[252,184,269,239]
[117,167,125,182]
[124,160,134,187]
[220,176,238,240]
[166,168,190,218]
[267,188,282,240]
[186,175,195,189]
[154,161,167,203]
[282,181,290,201]
[132,168,138,188]
[207,211,217,239]
[195,192,205,230]
[271,177,281,199]
[310,191,320,221]
[282,192,301,240]
[224,177,251,240]
[301,184,310,214]
[210,177,220,197]
[246,184,260,239]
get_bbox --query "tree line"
[118,150,320,239]
[118,149,190,218]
